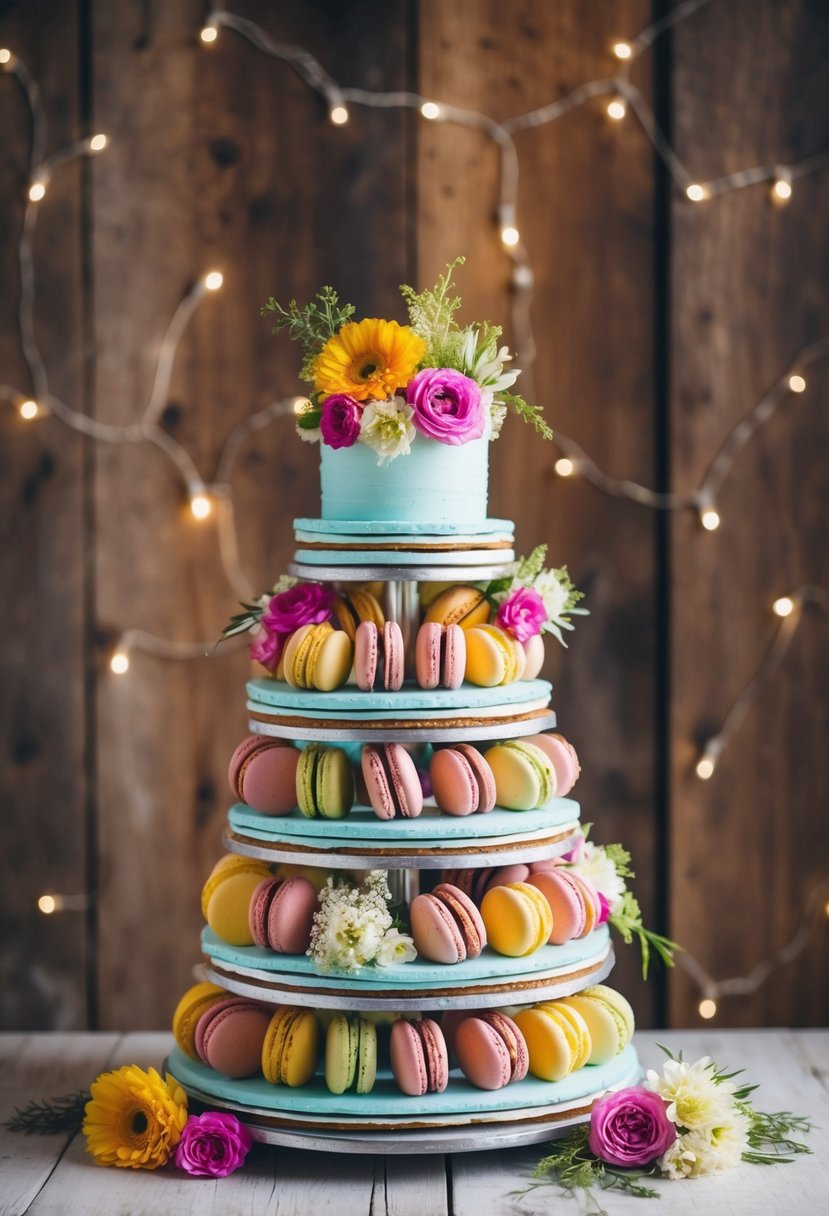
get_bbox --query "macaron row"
[228,732,580,820]
[172,983,633,1092]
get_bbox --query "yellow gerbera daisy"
[314,318,426,403]
[83,1064,188,1170]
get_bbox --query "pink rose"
[588,1087,676,1168]
[597,891,612,925]
[174,1111,253,1178]
[250,625,284,673]
[496,587,547,642]
[562,834,587,864]
[320,394,362,449]
[406,368,485,446]
[262,582,335,634]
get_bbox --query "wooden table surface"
[1,1030,827,1215]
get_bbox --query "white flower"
[570,842,626,914]
[296,423,321,443]
[358,397,416,464]
[533,570,572,625]
[459,327,521,392]
[307,871,415,972]
[375,928,417,967]
[646,1056,736,1131]
[270,574,298,596]
[660,1113,750,1179]
[659,1135,698,1179]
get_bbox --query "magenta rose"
[588,1087,676,1168]
[262,582,335,634]
[250,624,284,673]
[496,587,547,642]
[174,1111,253,1178]
[320,394,362,449]
[597,891,612,925]
[406,368,485,446]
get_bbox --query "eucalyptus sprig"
[3,1090,89,1136]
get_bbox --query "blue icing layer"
[247,678,552,713]
[294,517,514,537]
[295,548,515,566]
[169,1043,640,1118]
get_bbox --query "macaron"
[423,585,490,630]
[195,996,271,1078]
[438,867,493,906]
[526,868,587,944]
[454,1011,529,1090]
[560,986,634,1064]
[361,743,423,820]
[296,743,355,819]
[261,1006,320,1087]
[202,854,272,945]
[410,882,487,964]
[325,1013,377,1095]
[415,622,466,690]
[172,982,227,1059]
[283,622,353,691]
[513,1000,591,1081]
[227,735,299,816]
[484,740,557,810]
[390,1017,449,1096]
[521,633,546,680]
[480,881,553,957]
[354,620,405,691]
[464,624,526,687]
[430,744,496,816]
[483,863,532,891]
[248,876,319,954]
[333,588,385,642]
[524,732,581,796]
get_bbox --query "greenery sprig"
[221,601,265,641]
[262,285,355,381]
[3,1090,89,1136]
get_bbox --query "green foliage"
[604,842,634,880]
[399,257,466,367]
[518,1126,660,1213]
[516,544,548,582]
[221,601,264,641]
[4,1091,89,1136]
[610,891,680,978]
[262,286,356,381]
[741,1106,814,1163]
[497,390,553,439]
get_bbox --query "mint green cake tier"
[224,799,581,869]
[320,430,489,526]
[294,518,514,537]
[167,1043,639,1143]
[201,926,613,1011]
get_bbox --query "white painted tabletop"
[1,1030,827,1215]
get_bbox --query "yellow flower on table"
[83,1064,188,1169]
[314,318,426,402]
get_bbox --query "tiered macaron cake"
[167,266,640,1151]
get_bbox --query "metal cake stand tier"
[248,709,556,745]
[289,562,516,583]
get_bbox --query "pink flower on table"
[250,624,284,673]
[174,1110,253,1178]
[406,367,485,445]
[262,582,335,634]
[588,1087,676,1168]
[496,587,547,642]
[320,393,363,449]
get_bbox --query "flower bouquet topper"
[263,257,551,463]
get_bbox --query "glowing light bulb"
[330,104,349,126]
[200,24,218,43]
[700,508,720,531]
[686,183,707,203]
[612,41,633,60]
[19,399,39,420]
[555,458,575,477]
[698,998,717,1020]
[824,898,829,918]
[772,178,792,202]
[0,48,12,66]
[293,396,311,415]
[38,894,58,915]
[190,492,212,520]
[420,101,440,120]
[500,225,520,247]
[204,270,223,291]
[110,651,130,675]
[788,374,806,393]
[28,181,47,202]
[89,133,108,152]
[772,596,795,618]
[607,98,627,121]
[695,756,716,780]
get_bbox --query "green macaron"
[484,739,556,810]
[325,1013,377,1094]
[562,985,635,1064]
[296,744,354,819]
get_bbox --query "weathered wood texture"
[1,0,827,1037]
[667,0,829,1027]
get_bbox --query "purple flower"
[174,1111,253,1178]
[406,368,485,446]
[262,582,335,635]
[597,891,612,925]
[496,587,547,642]
[320,394,362,449]
[588,1087,676,1168]
[250,624,284,673]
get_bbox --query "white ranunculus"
[358,397,416,464]
[533,569,571,623]
[646,1056,737,1131]
[376,928,417,967]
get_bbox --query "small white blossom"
[308,871,416,972]
[296,423,321,443]
[570,841,626,914]
[376,928,418,966]
[646,1056,737,1131]
[359,397,416,464]
[660,1112,750,1178]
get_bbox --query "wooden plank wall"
[1,0,826,1033]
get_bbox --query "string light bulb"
[88,133,108,152]
[38,894,58,915]
[700,507,721,531]
[28,181,47,202]
[606,98,627,121]
[420,101,440,120]
[772,596,795,618]
[203,270,223,292]
[200,24,219,44]
[329,104,349,126]
[698,997,717,1019]
[686,183,708,202]
[500,225,520,247]
[0,47,12,66]
[189,490,213,520]
[110,651,130,675]
[612,41,633,60]
[788,374,806,393]
[292,396,311,414]
[555,457,576,477]
[772,173,792,204]
[19,399,39,420]
[695,755,716,780]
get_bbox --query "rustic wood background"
[1,0,827,1032]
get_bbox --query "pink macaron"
[228,735,299,816]
[439,867,492,905]
[454,1011,529,1090]
[194,996,271,1078]
[483,863,532,893]
[390,1017,449,1096]
[410,882,487,964]
[415,622,466,690]
[430,744,496,816]
[248,876,319,954]
[524,733,581,797]
[526,867,588,944]
[354,621,405,692]
[361,743,423,820]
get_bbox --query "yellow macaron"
[333,589,385,642]
[283,623,353,691]
[464,625,526,686]
[172,981,227,1059]
[480,881,553,957]
[424,584,491,630]
[201,854,271,945]
[262,1006,320,1086]
[538,1001,592,1071]
[561,986,635,1063]
[514,1000,591,1081]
